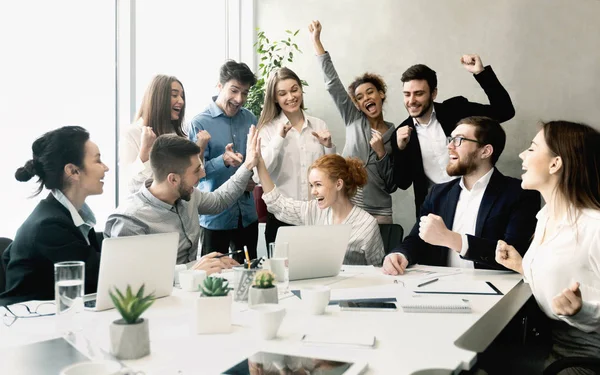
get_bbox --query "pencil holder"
[232,266,257,302]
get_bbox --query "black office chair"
[543,357,600,375]
[0,237,13,293]
[378,224,403,255]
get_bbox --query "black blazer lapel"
[443,182,462,229]
[475,169,502,236]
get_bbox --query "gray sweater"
[104,167,252,265]
[317,52,397,214]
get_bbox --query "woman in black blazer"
[1,126,109,305]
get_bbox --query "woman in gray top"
[309,20,397,224]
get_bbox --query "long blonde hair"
[257,67,305,131]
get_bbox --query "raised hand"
[312,130,333,148]
[195,130,211,153]
[308,20,325,55]
[495,240,523,274]
[308,20,322,42]
[243,125,262,170]
[139,126,157,162]
[396,125,412,150]
[279,122,293,138]
[223,143,243,167]
[418,214,453,247]
[461,54,484,75]
[369,129,385,159]
[552,282,583,316]
[382,253,409,275]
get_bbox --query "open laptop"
[84,232,178,311]
[274,224,352,281]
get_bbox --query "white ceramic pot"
[194,293,232,334]
[248,286,278,307]
[109,318,150,360]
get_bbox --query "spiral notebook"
[400,295,472,313]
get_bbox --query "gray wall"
[256,0,600,233]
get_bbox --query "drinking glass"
[54,261,85,332]
[269,242,289,293]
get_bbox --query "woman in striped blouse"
[254,129,385,266]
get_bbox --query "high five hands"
[461,54,484,75]
[244,125,262,170]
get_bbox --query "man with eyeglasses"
[383,116,539,274]
[393,55,515,218]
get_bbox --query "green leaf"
[285,29,292,34]
[294,30,299,36]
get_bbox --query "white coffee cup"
[251,304,286,340]
[60,360,121,375]
[301,285,331,315]
[179,270,207,292]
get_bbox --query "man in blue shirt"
[189,60,258,263]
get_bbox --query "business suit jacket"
[391,169,540,270]
[1,194,101,305]
[392,66,516,218]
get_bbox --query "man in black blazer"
[393,54,515,218]
[1,194,101,306]
[383,116,539,274]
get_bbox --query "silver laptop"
[84,232,178,311]
[275,224,352,281]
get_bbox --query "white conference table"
[0,265,531,375]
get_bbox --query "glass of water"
[54,261,85,333]
[269,242,289,293]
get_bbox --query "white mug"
[60,360,121,375]
[179,270,207,292]
[251,304,286,340]
[301,285,331,315]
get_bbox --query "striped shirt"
[261,187,385,266]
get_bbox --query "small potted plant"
[108,284,155,360]
[195,276,232,334]
[248,270,278,307]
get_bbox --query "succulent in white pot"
[108,284,155,360]
[194,276,233,334]
[248,270,278,307]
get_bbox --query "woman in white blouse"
[495,121,600,371]
[119,75,210,196]
[252,125,384,266]
[256,67,336,245]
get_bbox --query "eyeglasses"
[447,136,482,147]
[2,302,55,327]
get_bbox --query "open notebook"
[400,295,472,313]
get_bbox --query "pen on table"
[244,246,251,269]
[417,278,439,288]
[215,250,243,259]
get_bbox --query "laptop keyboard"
[84,299,97,308]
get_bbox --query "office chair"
[378,224,403,254]
[0,237,13,293]
[543,357,600,375]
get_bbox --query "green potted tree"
[245,28,305,119]
[248,270,278,307]
[195,276,232,334]
[108,284,155,360]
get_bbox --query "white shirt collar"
[52,189,96,228]
[413,105,437,128]
[459,167,495,192]
[276,110,311,131]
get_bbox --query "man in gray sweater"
[105,130,260,272]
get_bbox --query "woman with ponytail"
[252,127,384,266]
[1,126,109,304]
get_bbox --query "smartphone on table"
[339,301,397,311]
